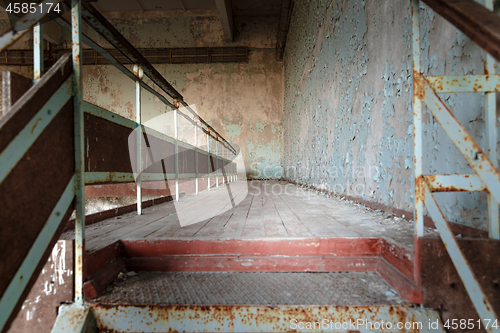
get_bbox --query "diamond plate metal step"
[95,271,408,305]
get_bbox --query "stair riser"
[90,304,443,333]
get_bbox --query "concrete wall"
[0,10,283,179]
[76,11,283,179]
[281,0,497,229]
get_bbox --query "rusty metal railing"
[412,0,500,330]
[0,1,238,331]
[63,1,236,155]
[52,1,237,210]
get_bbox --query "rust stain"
[31,118,42,134]
[415,175,425,203]
[91,303,420,332]
[414,71,425,99]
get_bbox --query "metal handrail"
[0,0,236,155]
[0,0,64,54]
[0,2,238,330]
[49,14,237,155]
[71,0,237,155]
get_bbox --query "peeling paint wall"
[77,11,283,179]
[0,11,283,179]
[282,0,496,229]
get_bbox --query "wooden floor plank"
[277,191,344,237]
[217,182,255,238]
[192,208,234,238]
[85,208,173,250]
[240,182,265,237]
[170,182,248,237]
[262,183,289,237]
[271,191,313,237]
[194,184,249,238]
[73,180,423,252]
[123,213,176,240]
[142,213,183,239]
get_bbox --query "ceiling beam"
[133,0,144,12]
[215,0,233,43]
[422,0,500,62]
[91,2,103,13]
[178,0,186,11]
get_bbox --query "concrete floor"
[63,180,438,251]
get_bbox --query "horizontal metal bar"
[174,108,228,146]
[76,1,182,99]
[83,101,136,129]
[180,101,236,155]
[141,125,178,146]
[422,0,500,62]
[180,173,198,179]
[82,105,240,180]
[425,75,500,93]
[423,183,499,332]
[83,102,178,146]
[0,0,63,53]
[51,15,177,110]
[86,172,151,183]
[53,8,235,152]
[85,172,236,184]
[419,73,500,204]
[0,75,73,184]
[178,140,195,150]
[0,175,75,332]
[425,174,486,192]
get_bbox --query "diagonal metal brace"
[422,181,499,333]
[418,72,500,205]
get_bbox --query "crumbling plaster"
[0,10,283,179]
[70,11,283,179]
[282,0,497,229]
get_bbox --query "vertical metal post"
[207,133,210,191]
[134,64,143,215]
[216,140,219,188]
[224,147,227,184]
[174,102,179,202]
[33,22,43,81]
[485,0,499,240]
[195,120,199,195]
[412,0,423,287]
[72,0,85,304]
[412,0,423,238]
[228,147,231,183]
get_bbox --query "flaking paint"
[281,0,497,229]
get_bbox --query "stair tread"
[94,271,409,306]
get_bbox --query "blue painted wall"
[282,0,495,229]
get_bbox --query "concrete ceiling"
[231,0,281,17]
[92,0,217,12]
[90,0,283,43]
[91,0,281,16]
